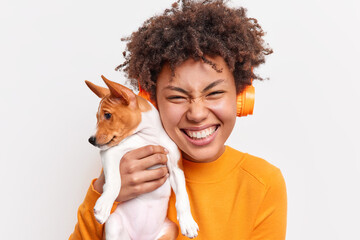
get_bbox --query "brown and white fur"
[85,76,198,240]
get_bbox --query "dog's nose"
[88,136,97,146]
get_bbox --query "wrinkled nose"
[186,99,209,123]
[88,136,97,146]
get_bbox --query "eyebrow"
[202,79,225,93]
[164,79,225,94]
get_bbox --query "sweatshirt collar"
[181,146,244,183]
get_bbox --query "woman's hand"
[93,145,169,202]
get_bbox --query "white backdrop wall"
[1,0,359,239]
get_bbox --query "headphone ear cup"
[236,85,255,117]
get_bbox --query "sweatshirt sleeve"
[69,179,118,240]
[250,169,287,240]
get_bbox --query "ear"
[101,75,136,106]
[85,80,110,98]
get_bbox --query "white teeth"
[185,126,217,139]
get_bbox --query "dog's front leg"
[168,162,199,238]
[94,149,122,224]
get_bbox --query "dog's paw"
[94,196,113,224]
[178,212,199,238]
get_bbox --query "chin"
[181,143,225,163]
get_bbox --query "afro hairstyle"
[116,0,273,101]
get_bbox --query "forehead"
[157,56,235,92]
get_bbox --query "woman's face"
[156,56,237,163]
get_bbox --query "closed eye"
[206,91,225,99]
[166,95,188,103]
[207,91,224,96]
[167,95,186,99]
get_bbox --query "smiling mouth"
[181,125,219,140]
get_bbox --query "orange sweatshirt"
[69,146,287,240]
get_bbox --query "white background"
[1,0,359,239]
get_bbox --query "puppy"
[85,76,198,240]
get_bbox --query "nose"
[88,136,97,146]
[186,98,209,123]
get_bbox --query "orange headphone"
[138,83,255,117]
[236,84,255,117]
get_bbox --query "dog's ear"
[101,75,136,106]
[85,80,110,98]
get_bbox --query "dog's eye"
[104,113,112,120]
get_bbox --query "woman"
[70,0,287,239]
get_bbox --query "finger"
[140,153,168,170]
[123,145,168,161]
[128,167,169,186]
[133,174,169,195]
[122,153,167,174]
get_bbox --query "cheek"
[159,103,185,133]
[208,96,237,121]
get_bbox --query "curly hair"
[116,0,272,101]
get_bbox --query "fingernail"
[164,148,169,153]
